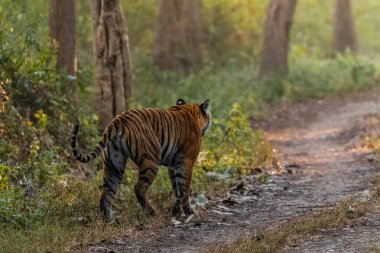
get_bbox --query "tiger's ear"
[176,98,186,105]
[200,99,210,114]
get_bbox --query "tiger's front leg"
[170,157,195,217]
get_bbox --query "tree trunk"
[333,0,357,54]
[154,0,202,73]
[90,0,133,128]
[259,0,297,79]
[49,0,76,93]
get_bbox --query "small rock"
[231,181,245,192]
[366,153,376,163]
[206,171,230,181]
[194,194,209,207]
[58,179,68,188]
[285,163,301,169]
[171,218,182,226]
[212,210,234,216]
[225,166,237,174]
[69,216,90,224]
[19,177,36,197]
[346,205,356,219]
[216,205,232,212]
[115,239,126,245]
[185,214,195,224]
[358,190,371,203]
[251,168,263,175]
[222,195,242,206]
[247,188,261,196]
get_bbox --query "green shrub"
[0,164,13,190]
[286,53,376,100]
[198,103,273,174]
[0,188,44,228]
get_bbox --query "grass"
[0,163,234,253]
[207,189,380,253]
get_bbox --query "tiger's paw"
[183,201,194,216]
[170,202,181,217]
[100,204,113,222]
[142,205,157,216]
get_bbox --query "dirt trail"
[97,89,380,253]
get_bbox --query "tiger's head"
[176,98,211,137]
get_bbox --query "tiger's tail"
[71,124,106,163]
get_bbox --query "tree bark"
[333,0,357,54]
[154,0,202,73]
[49,0,76,93]
[259,0,297,79]
[90,0,133,128]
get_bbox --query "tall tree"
[90,0,133,128]
[259,0,297,78]
[333,0,357,54]
[154,0,202,73]
[49,0,76,93]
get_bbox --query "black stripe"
[111,139,119,151]
[174,173,185,179]
[114,120,119,133]
[107,126,112,139]
[103,181,117,195]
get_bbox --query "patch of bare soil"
[91,88,380,253]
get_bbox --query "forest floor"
[90,87,380,253]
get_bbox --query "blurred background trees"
[333,0,357,54]
[1,0,379,131]
[154,0,203,73]
[90,0,133,128]
[259,0,297,78]
[49,0,76,96]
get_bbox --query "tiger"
[71,99,211,220]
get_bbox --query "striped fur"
[71,99,211,219]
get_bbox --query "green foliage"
[203,0,267,64]
[291,0,333,58]
[291,0,380,61]
[198,103,273,174]
[0,188,44,228]
[286,53,376,100]
[0,164,13,190]
[355,1,380,59]
[257,53,376,102]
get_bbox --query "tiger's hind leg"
[134,159,159,215]
[99,146,127,221]
[171,156,195,217]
